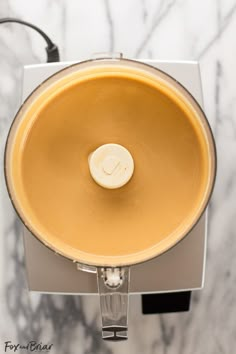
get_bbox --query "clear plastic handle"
[97,267,130,341]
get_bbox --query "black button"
[142,291,191,314]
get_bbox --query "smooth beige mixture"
[12,72,209,258]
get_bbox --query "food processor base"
[22,60,207,313]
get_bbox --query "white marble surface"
[0,1,236,353]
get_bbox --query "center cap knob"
[88,143,134,189]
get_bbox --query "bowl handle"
[97,267,130,341]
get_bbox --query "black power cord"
[0,17,60,62]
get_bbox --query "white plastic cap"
[88,143,134,189]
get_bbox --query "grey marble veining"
[0,1,236,353]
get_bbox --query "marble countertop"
[0,1,236,353]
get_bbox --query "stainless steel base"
[22,60,207,294]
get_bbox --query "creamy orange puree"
[10,68,210,261]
